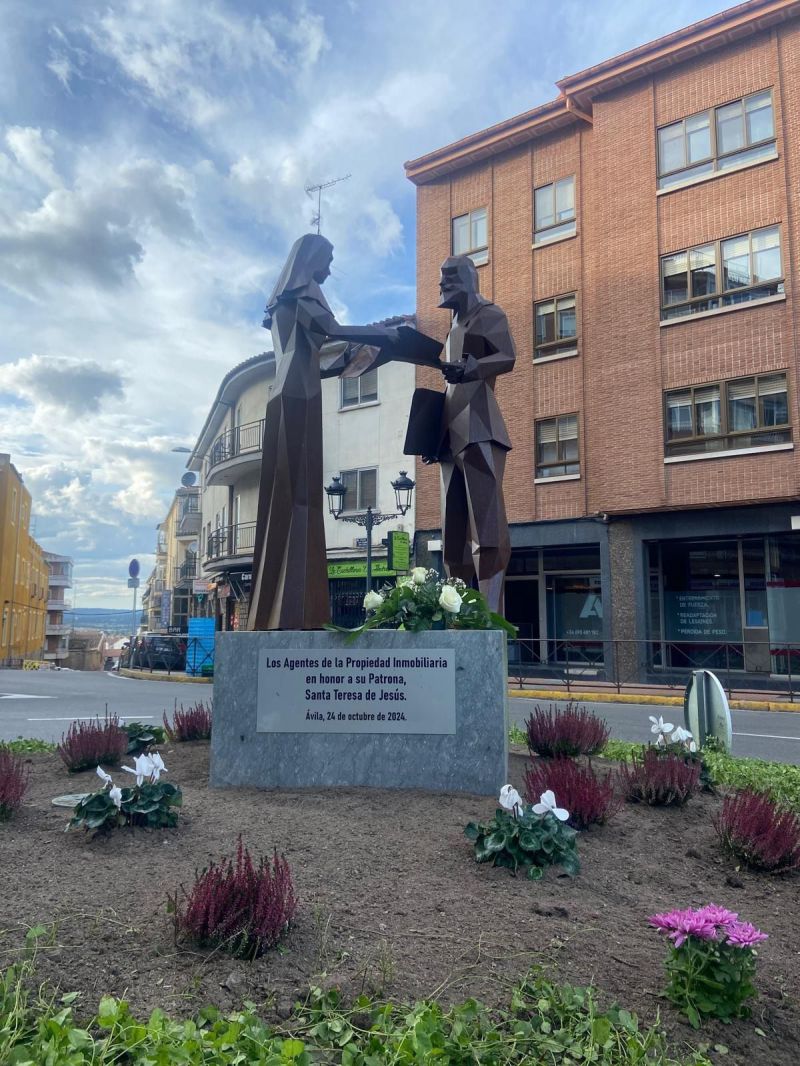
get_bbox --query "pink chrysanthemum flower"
[725,921,768,948]
[695,904,739,929]
[648,907,718,947]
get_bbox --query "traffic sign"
[128,558,140,579]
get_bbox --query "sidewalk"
[508,683,798,713]
[118,668,212,684]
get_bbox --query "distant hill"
[63,608,137,634]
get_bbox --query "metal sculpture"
[405,256,516,612]
[248,234,442,631]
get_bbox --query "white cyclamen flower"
[439,585,462,614]
[649,715,674,737]
[122,753,154,786]
[671,726,692,745]
[532,789,570,822]
[411,566,428,585]
[363,590,384,611]
[149,752,167,782]
[109,786,123,809]
[96,766,113,788]
[498,784,524,818]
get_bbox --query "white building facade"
[187,334,417,630]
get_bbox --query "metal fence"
[507,637,800,701]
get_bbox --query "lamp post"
[325,471,415,596]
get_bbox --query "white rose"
[411,567,428,585]
[363,590,384,611]
[396,576,413,588]
[438,585,462,614]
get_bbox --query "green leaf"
[591,1017,611,1046]
[527,865,544,881]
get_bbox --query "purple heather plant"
[649,904,767,1027]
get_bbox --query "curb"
[508,688,799,713]
[118,669,212,684]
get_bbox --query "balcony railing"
[45,623,71,636]
[207,419,265,474]
[47,599,71,611]
[206,521,257,561]
[177,505,201,538]
[174,556,198,584]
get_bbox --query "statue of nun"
[248,234,424,630]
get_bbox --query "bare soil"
[0,743,797,1065]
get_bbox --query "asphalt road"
[0,669,205,743]
[507,696,800,765]
[2,669,799,764]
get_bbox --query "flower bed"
[0,744,798,1065]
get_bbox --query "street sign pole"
[127,559,141,668]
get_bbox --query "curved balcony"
[205,419,264,486]
[205,521,256,572]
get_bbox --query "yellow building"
[0,454,47,663]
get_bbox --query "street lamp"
[325,470,415,595]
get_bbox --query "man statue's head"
[438,255,479,311]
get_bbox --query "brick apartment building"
[405,0,800,685]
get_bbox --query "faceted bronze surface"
[248,235,442,631]
[405,256,516,611]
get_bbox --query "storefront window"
[546,575,603,663]
[660,540,743,670]
[767,535,800,672]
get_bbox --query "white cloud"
[0,354,125,415]
[5,127,61,188]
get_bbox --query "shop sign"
[193,579,212,595]
[216,583,231,600]
[328,560,397,579]
[160,588,172,627]
[387,530,410,572]
[664,590,741,642]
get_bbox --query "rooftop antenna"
[304,174,351,234]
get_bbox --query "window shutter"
[537,419,557,445]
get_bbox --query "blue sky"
[0,0,728,608]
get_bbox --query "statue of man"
[411,256,516,612]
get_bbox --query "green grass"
[0,957,711,1066]
[0,737,57,754]
[601,740,800,811]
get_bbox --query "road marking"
[734,730,800,742]
[26,715,155,722]
[0,693,55,700]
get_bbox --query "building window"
[533,177,576,245]
[657,90,775,189]
[340,467,377,512]
[451,207,488,266]
[534,294,578,359]
[340,368,379,408]
[535,414,579,478]
[664,373,790,457]
[661,226,782,320]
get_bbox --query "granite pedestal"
[210,629,508,794]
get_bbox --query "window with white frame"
[535,294,578,359]
[657,90,775,190]
[340,368,378,408]
[452,207,488,266]
[533,177,576,245]
[661,226,783,320]
[340,467,377,512]
[535,415,579,479]
[664,373,790,458]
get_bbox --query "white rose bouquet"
[326,568,517,641]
